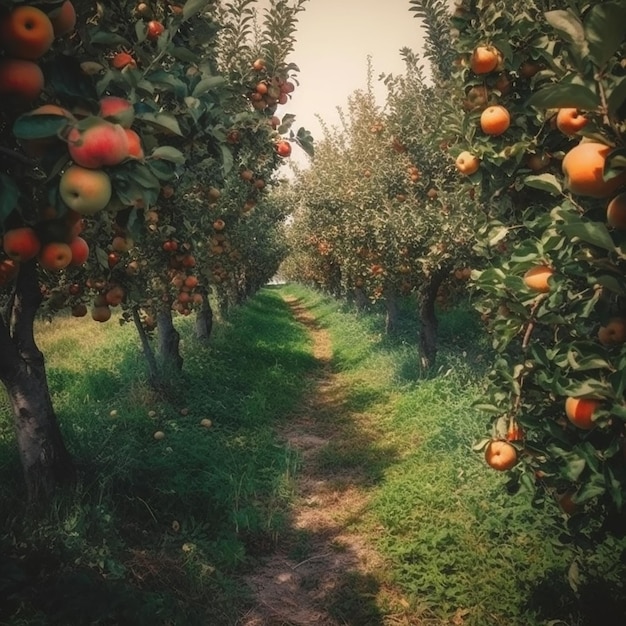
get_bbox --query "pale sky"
[257,0,429,168]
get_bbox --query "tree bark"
[354,287,369,311]
[131,307,161,387]
[195,290,213,341]
[157,306,183,372]
[0,260,74,501]
[384,286,399,335]
[418,266,450,371]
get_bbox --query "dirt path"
[239,296,406,626]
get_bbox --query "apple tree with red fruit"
[0,0,311,501]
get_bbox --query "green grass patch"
[2,284,625,625]
[279,283,626,626]
[0,287,315,625]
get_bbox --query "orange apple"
[607,192,626,230]
[484,440,517,471]
[565,397,601,430]
[0,5,54,60]
[48,1,76,37]
[68,236,89,265]
[455,151,480,175]
[523,265,554,293]
[124,128,144,159]
[91,304,112,322]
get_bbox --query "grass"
[1,284,625,625]
[0,288,315,625]
[279,283,626,626]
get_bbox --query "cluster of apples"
[1,212,88,282]
[249,58,295,112]
[160,239,203,315]
[55,95,144,216]
[0,2,76,102]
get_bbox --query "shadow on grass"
[0,288,321,626]
[526,570,626,626]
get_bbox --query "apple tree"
[449,0,626,539]
[0,0,310,500]
[284,4,482,368]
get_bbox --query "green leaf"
[0,174,19,225]
[560,221,615,252]
[149,146,185,164]
[584,2,626,69]
[524,173,563,195]
[593,274,626,296]
[278,113,296,134]
[89,31,132,47]
[95,246,110,270]
[575,475,606,502]
[604,465,623,510]
[169,46,203,63]
[472,403,501,414]
[192,76,226,97]
[545,10,589,63]
[608,76,626,119]
[137,112,183,136]
[146,70,188,98]
[604,147,626,180]
[295,127,314,158]
[183,0,211,20]
[147,159,176,181]
[13,114,69,140]
[527,83,600,110]
[220,144,234,175]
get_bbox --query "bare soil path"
[239,296,410,626]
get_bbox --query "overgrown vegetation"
[2,285,625,624]
[280,283,626,626]
[0,289,314,625]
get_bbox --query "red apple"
[98,96,135,128]
[68,236,89,265]
[275,140,291,157]
[67,119,129,168]
[2,227,41,262]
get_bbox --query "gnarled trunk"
[132,307,160,387]
[418,266,450,371]
[0,260,74,501]
[354,287,369,311]
[195,290,213,341]
[157,306,183,372]
[384,287,399,335]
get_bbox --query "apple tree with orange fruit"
[449,0,626,538]
[283,13,481,368]
[0,0,310,501]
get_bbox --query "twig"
[291,553,331,570]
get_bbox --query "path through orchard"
[240,296,412,626]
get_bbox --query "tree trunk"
[0,260,74,501]
[195,290,213,341]
[216,285,229,318]
[131,307,160,387]
[384,287,399,335]
[157,306,183,372]
[418,266,450,371]
[354,287,369,311]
